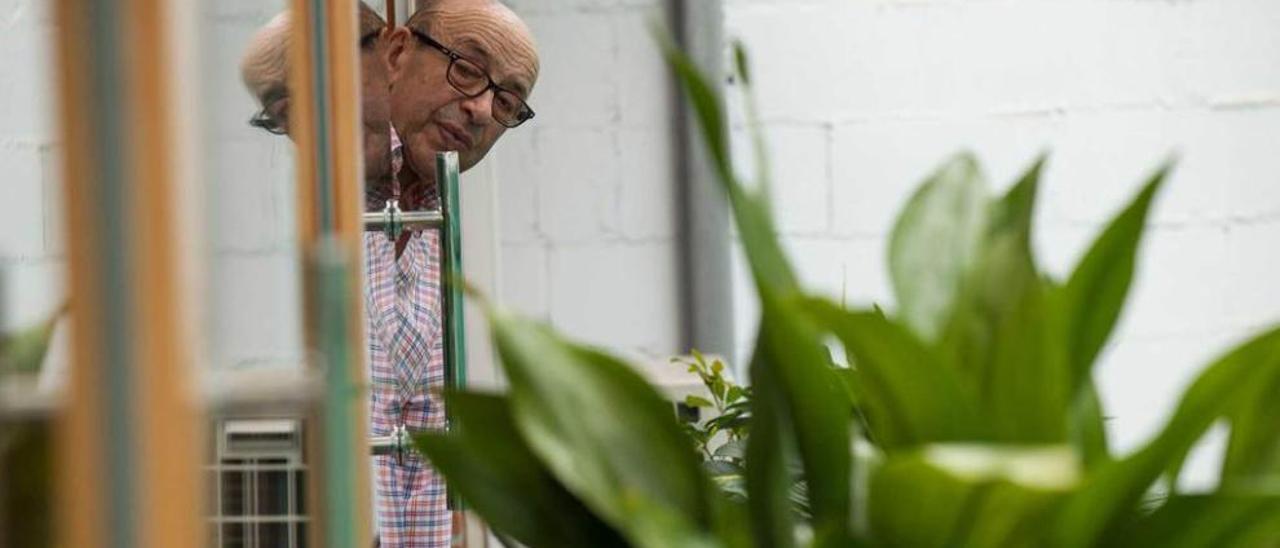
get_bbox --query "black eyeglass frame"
[247,31,385,135]
[408,28,535,129]
[248,87,290,135]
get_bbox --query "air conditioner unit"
[219,419,302,462]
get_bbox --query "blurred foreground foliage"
[415,36,1280,547]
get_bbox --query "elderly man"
[365,2,538,546]
[241,1,539,545]
[240,2,395,186]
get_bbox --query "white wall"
[6,0,1277,489]
[200,0,305,371]
[493,0,683,362]
[724,0,1280,486]
[0,0,303,369]
[0,0,62,333]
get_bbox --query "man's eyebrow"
[454,36,531,97]
[454,37,493,64]
[261,85,289,104]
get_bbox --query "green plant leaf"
[2,302,66,374]
[662,24,850,543]
[726,385,744,404]
[1068,380,1112,470]
[1222,350,1280,485]
[687,395,715,409]
[806,298,981,448]
[745,346,796,548]
[1052,326,1280,547]
[1060,165,1169,393]
[487,309,713,541]
[1104,494,1280,548]
[888,153,989,343]
[937,157,1071,443]
[412,392,625,548]
[716,439,749,461]
[753,294,854,543]
[869,448,1067,547]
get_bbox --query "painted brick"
[207,138,296,253]
[521,12,619,128]
[0,259,64,331]
[1183,2,1280,101]
[0,142,45,259]
[1094,330,1238,472]
[208,252,306,369]
[1225,220,1280,332]
[534,128,621,242]
[548,242,679,360]
[758,124,832,236]
[0,21,55,141]
[828,108,1280,239]
[1110,225,1231,341]
[506,0,658,16]
[614,7,674,129]
[40,143,65,257]
[205,16,280,141]
[727,2,1200,123]
[730,244,759,368]
[493,128,543,244]
[730,234,890,370]
[617,128,676,240]
[829,117,1061,238]
[499,242,550,321]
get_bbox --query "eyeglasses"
[409,28,535,129]
[250,31,380,136]
[248,88,289,135]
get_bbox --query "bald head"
[388,0,540,176]
[240,11,291,108]
[405,0,538,97]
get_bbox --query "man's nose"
[459,88,495,125]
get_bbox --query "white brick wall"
[725,0,1280,484]
[0,1,61,331]
[0,0,303,369]
[495,0,682,361]
[199,0,305,370]
[5,0,1276,488]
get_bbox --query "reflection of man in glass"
[240,3,395,186]
[242,1,539,546]
[367,2,538,546]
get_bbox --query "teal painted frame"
[437,151,467,398]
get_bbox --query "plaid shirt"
[364,128,451,547]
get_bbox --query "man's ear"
[384,27,412,81]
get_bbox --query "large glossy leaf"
[1104,495,1280,547]
[1052,326,1280,547]
[754,294,853,544]
[889,154,989,343]
[412,392,625,548]
[869,447,1070,547]
[745,345,796,548]
[1068,380,1112,470]
[939,158,1071,443]
[1222,353,1280,485]
[487,310,713,541]
[663,27,850,542]
[807,298,982,448]
[1060,167,1168,392]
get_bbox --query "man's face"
[384,2,539,179]
[360,31,393,182]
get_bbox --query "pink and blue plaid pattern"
[365,230,451,548]
[363,126,450,547]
